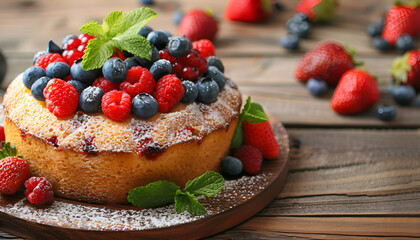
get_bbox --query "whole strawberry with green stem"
[381,1,420,46]
[0,142,30,195]
[231,97,279,159]
[331,69,380,114]
[391,49,420,91]
[295,41,360,86]
[295,0,338,22]
[224,0,272,22]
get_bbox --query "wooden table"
[1,0,420,238]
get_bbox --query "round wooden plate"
[0,117,289,240]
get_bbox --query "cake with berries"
[3,8,241,203]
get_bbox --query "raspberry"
[64,37,81,50]
[101,90,132,122]
[198,57,209,74]
[24,177,54,205]
[92,77,120,93]
[43,79,79,117]
[119,66,155,98]
[62,50,84,67]
[159,49,175,63]
[34,53,65,71]
[0,157,30,195]
[179,66,200,81]
[178,50,200,67]
[192,39,215,58]
[154,74,184,113]
[234,145,263,175]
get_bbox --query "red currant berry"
[171,62,184,75]
[64,50,84,67]
[78,33,95,45]
[159,49,175,63]
[198,57,208,74]
[64,38,81,51]
[179,66,200,81]
[77,44,86,52]
[179,50,200,67]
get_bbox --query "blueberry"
[181,80,198,104]
[196,77,219,104]
[147,31,169,50]
[395,34,415,52]
[221,156,243,176]
[46,62,70,79]
[138,26,153,38]
[47,40,63,54]
[149,59,172,81]
[274,1,285,11]
[124,57,140,70]
[206,56,225,73]
[392,85,416,106]
[62,34,76,47]
[307,78,328,97]
[123,50,134,58]
[102,58,128,83]
[30,76,51,101]
[33,51,47,65]
[168,36,192,58]
[290,13,309,23]
[68,80,88,94]
[372,37,391,50]
[286,20,311,38]
[206,66,225,90]
[70,58,101,85]
[140,0,154,5]
[158,30,172,38]
[135,46,160,69]
[280,34,300,50]
[376,105,397,121]
[173,10,184,25]
[79,86,104,113]
[132,93,158,119]
[366,22,383,37]
[23,67,46,89]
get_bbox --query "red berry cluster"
[159,48,208,81]
[62,33,95,67]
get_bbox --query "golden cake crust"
[4,74,241,203]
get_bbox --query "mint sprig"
[0,142,23,159]
[230,97,268,148]
[79,8,157,70]
[127,171,224,216]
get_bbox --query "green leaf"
[184,192,207,216]
[121,8,157,37]
[0,142,21,159]
[312,0,337,22]
[81,37,117,70]
[391,52,412,84]
[230,120,243,149]
[174,189,188,213]
[241,97,268,123]
[103,10,123,34]
[184,171,224,197]
[127,181,180,208]
[80,21,104,36]
[113,34,152,60]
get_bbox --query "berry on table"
[395,34,415,52]
[286,20,311,38]
[206,56,224,73]
[173,10,184,25]
[150,59,172,81]
[43,79,79,118]
[140,0,154,6]
[102,58,128,83]
[196,77,219,104]
[372,37,391,50]
[153,74,184,113]
[168,36,192,58]
[307,78,328,97]
[147,31,170,50]
[46,62,70,79]
[221,156,243,176]
[234,145,263,175]
[192,39,215,58]
[366,18,384,37]
[132,93,159,119]
[0,157,30,195]
[376,105,397,121]
[138,26,153,38]
[391,85,416,106]
[68,80,88,94]
[92,77,119,93]
[101,90,132,122]
[120,66,155,98]
[79,87,105,113]
[180,80,198,104]
[31,76,51,101]
[178,9,218,42]
[34,53,65,71]
[242,119,279,159]
[24,177,54,205]
[23,66,46,89]
[280,34,300,50]
[206,66,226,90]
[70,58,101,85]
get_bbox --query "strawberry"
[381,3,420,46]
[225,0,272,22]
[295,41,357,86]
[0,157,30,195]
[391,49,420,91]
[234,145,263,175]
[178,10,218,42]
[331,69,379,114]
[295,0,338,22]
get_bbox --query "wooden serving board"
[0,118,289,240]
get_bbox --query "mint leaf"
[103,10,123,34]
[82,37,117,70]
[0,142,21,159]
[184,192,206,216]
[120,8,157,37]
[80,21,104,36]
[174,189,188,213]
[241,97,268,123]
[127,181,180,208]
[113,34,152,60]
[230,119,243,149]
[184,171,224,198]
